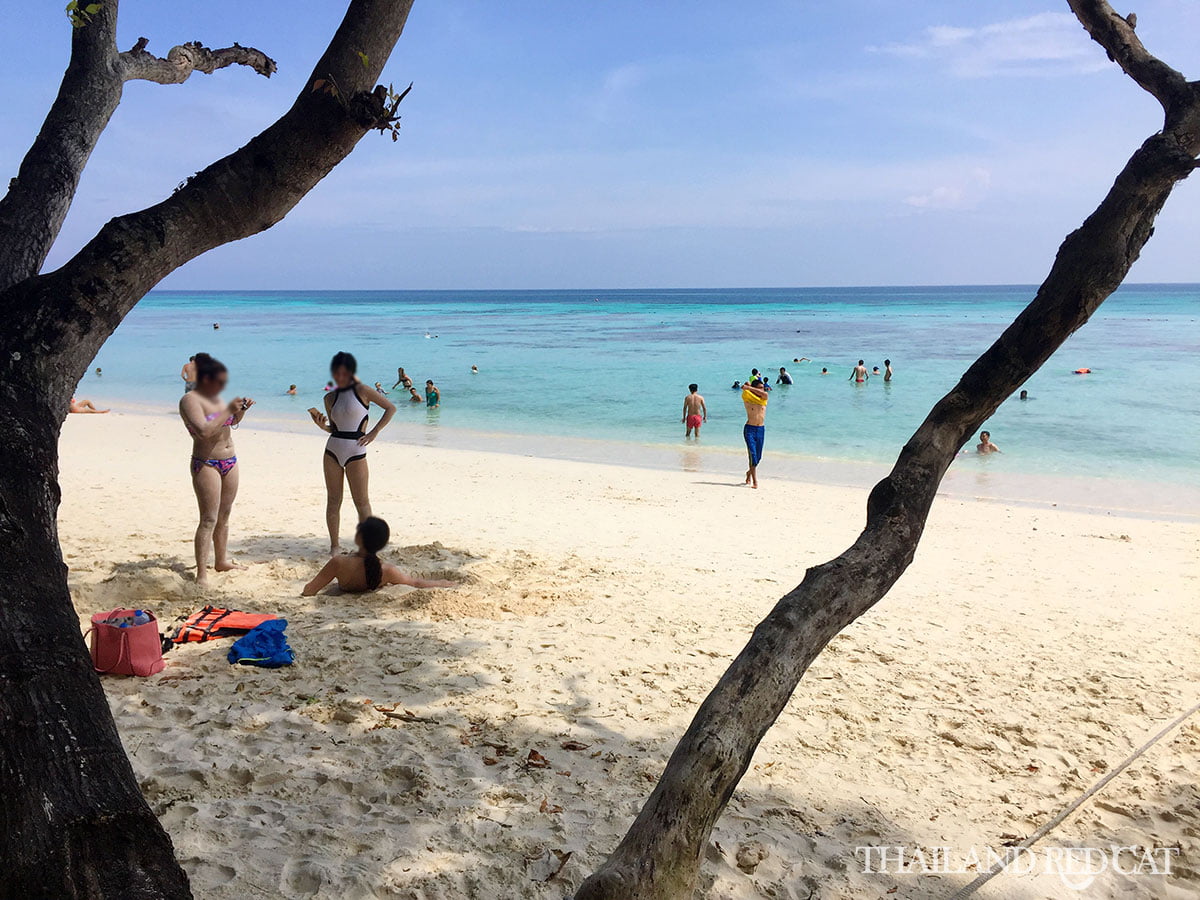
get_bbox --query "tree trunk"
[575,5,1200,896]
[0,1,414,895]
[0,374,191,900]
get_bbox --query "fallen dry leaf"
[526,750,550,768]
[483,757,499,766]
[539,798,563,815]
[560,740,590,751]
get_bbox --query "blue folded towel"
[227,619,294,668]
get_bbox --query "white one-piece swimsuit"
[325,385,369,467]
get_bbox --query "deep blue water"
[83,285,1200,487]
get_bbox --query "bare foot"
[329,545,341,557]
[745,470,752,485]
[214,560,246,573]
[196,571,211,589]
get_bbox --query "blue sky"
[2,1,1199,289]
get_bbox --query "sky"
[2,0,1199,289]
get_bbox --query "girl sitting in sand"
[302,517,455,595]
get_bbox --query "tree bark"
[0,2,414,896]
[575,4,1200,898]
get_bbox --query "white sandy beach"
[60,412,1199,899]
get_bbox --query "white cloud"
[872,12,1108,78]
[905,167,992,211]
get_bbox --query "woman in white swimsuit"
[309,352,396,555]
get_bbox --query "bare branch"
[119,39,276,84]
[1066,0,1192,113]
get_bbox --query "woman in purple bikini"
[179,352,255,588]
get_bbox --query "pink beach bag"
[87,609,165,677]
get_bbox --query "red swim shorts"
[686,414,703,428]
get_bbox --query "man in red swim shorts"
[682,383,707,438]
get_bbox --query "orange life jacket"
[168,606,278,645]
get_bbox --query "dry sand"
[60,412,1199,899]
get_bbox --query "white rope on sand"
[946,698,1200,899]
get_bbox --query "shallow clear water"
[84,286,1199,499]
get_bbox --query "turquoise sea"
[82,286,1200,517]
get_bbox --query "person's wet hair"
[688,383,698,393]
[330,351,357,375]
[357,517,390,589]
[884,359,891,366]
[194,352,227,385]
[858,359,865,365]
[751,378,763,387]
[981,431,990,439]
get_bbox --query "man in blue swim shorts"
[741,378,769,489]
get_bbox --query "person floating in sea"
[94,367,102,377]
[179,353,253,588]
[286,384,298,395]
[741,379,769,489]
[792,357,811,363]
[69,397,109,414]
[425,379,440,408]
[374,381,388,395]
[323,381,334,392]
[408,387,422,403]
[884,359,893,382]
[392,367,412,390]
[1019,389,1029,400]
[471,365,479,375]
[682,383,707,438]
[872,366,881,377]
[302,517,456,596]
[731,381,741,390]
[308,351,397,556]
[777,367,793,385]
[212,322,220,330]
[976,430,1001,454]
[181,355,197,393]
[850,360,869,383]
[821,368,828,375]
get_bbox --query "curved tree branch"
[0,1,120,292]
[576,4,1200,898]
[119,38,276,83]
[0,4,277,295]
[1066,0,1194,116]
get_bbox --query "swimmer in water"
[821,368,828,375]
[777,367,793,385]
[884,359,893,382]
[408,387,422,403]
[286,384,298,395]
[375,381,388,395]
[976,430,1001,454]
[682,383,707,438]
[849,360,869,383]
[1019,389,1029,400]
[471,365,479,374]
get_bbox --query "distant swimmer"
[95,367,102,377]
[324,381,334,392]
[425,379,440,407]
[821,368,828,375]
[1019,389,1029,400]
[682,383,707,438]
[849,360,869,383]
[741,379,769,489]
[884,359,893,382]
[181,355,197,392]
[471,365,479,374]
[872,366,881,377]
[286,384,298,396]
[777,367,793,385]
[392,367,413,390]
[731,381,741,390]
[1073,368,1092,375]
[69,397,109,414]
[374,381,389,395]
[792,357,811,363]
[212,322,220,330]
[408,387,422,403]
[976,430,1001,454]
